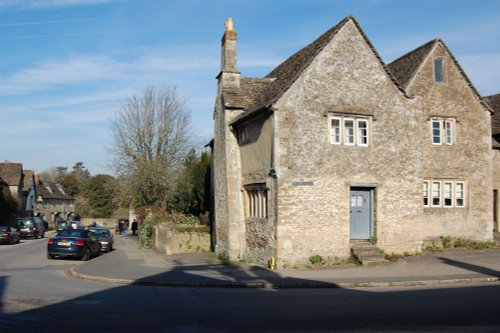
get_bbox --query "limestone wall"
[153,224,210,255]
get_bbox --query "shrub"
[138,216,159,248]
[309,254,324,265]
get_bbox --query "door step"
[350,240,388,266]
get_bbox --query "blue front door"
[350,189,372,239]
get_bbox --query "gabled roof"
[230,16,406,125]
[387,39,438,90]
[387,38,493,113]
[0,163,23,186]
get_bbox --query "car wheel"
[81,247,91,261]
[47,253,55,260]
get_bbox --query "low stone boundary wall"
[153,224,210,255]
[80,218,116,229]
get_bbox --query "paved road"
[1,236,500,332]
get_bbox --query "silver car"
[88,227,114,252]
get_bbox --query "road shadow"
[1,240,500,332]
[437,257,500,278]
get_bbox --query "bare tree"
[109,85,192,209]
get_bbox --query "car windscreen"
[0,226,9,231]
[57,230,87,238]
[89,229,110,237]
[17,219,33,227]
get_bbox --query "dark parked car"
[88,227,114,252]
[56,220,68,231]
[47,229,101,261]
[0,226,21,245]
[16,217,45,239]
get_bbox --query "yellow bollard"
[268,257,275,270]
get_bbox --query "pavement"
[69,234,500,288]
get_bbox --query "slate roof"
[229,16,406,125]
[224,78,273,110]
[0,163,23,186]
[387,39,438,90]
[227,16,493,127]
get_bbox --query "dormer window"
[434,58,445,83]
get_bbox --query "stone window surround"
[423,179,466,208]
[328,113,372,147]
[243,183,268,219]
[430,117,455,146]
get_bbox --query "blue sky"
[0,0,499,175]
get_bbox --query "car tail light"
[48,238,54,244]
[75,240,85,246]
[1,233,9,237]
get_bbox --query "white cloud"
[0,56,129,94]
[0,0,120,10]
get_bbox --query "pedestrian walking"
[131,220,138,236]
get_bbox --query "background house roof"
[35,180,74,200]
[0,163,23,186]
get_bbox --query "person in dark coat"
[131,220,138,236]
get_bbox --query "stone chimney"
[218,18,240,89]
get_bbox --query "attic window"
[434,58,445,83]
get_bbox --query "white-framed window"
[245,185,267,218]
[455,182,465,207]
[423,181,430,207]
[432,181,441,207]
[330,117,341,144]
[434,58,445,83]
[431,118,454,145]
[357,119,368,146]
[443,181,453,207]
[344,118,355,145]
[329,115,370,147]
[423,179,466,208]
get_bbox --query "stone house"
[0,162,25,214]
[34,175,75,227]
[212,16,495,268]
[484,94,500,235]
